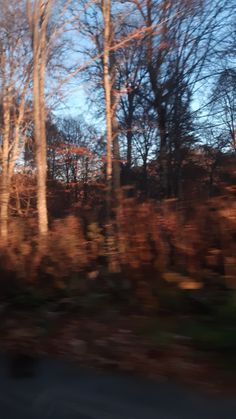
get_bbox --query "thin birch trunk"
[0,70,11,241]
[102,0,113,214]
[102,0,120,272]
[28,0,52,235]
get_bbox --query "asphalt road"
[0,356,236,418]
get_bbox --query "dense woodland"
[0,0,235,297]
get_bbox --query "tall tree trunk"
[112,117,120,191]
[126,130,132,171]
[146,0,169,199]
[38,2,49,235]
[33,63,48,235]
[0,82,11,241]
[83,157,89,203]
[0,181,10,241]
[156,100,168,198]
[29,0,51,235]
[102,0,113,214]
[126,90,135,172]
[0,62,29,241]
[110,40,120,192]
[102,0,120,272]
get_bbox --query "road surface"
[0,356,235,418]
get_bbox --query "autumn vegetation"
[0,0,236,381]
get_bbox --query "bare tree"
[102,0,113,207]
[73,0,141,195]
[26,0,54,235]
[130,0,232,197]
[0,0,31,240]
[210,69,236,153]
